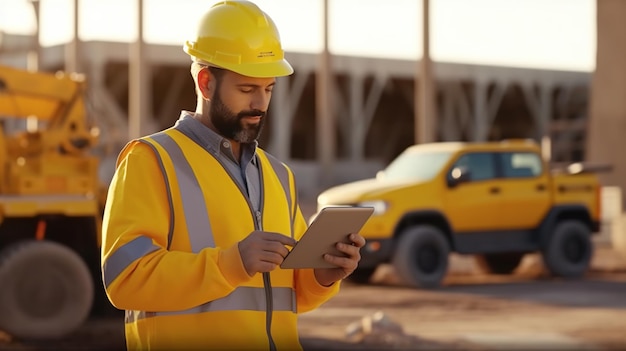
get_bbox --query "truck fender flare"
[536,204,592,247]
[393,209,455,249]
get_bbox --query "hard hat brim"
[221,59,294,78]
[185,44,293,78]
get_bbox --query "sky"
[0,0,596,71]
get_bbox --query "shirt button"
[222,141,230,148]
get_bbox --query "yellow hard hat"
[183,0,294,78]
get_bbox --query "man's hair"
[208,66,225,81]
[190,62,226,96]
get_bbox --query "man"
[100,1,366,350]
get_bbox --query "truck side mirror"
[447,166,471,188]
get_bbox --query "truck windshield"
[382,150,453,181]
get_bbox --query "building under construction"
[0,0,624,204]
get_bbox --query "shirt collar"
[175,111,258,165]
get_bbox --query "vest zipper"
[256,211,277,351]
[252,165,276,351]
[263,272,276,351]
[207,154,276,350]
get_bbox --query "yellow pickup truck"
[317,140,604,288]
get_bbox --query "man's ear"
[197,67,213,101]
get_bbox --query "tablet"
[280,206,374,269]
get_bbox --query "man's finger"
[261,231,297,247]
[349,233,366,248]
[258,251,286,265]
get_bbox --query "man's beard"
[209,92,266,143]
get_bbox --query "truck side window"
[450,152,496,181]
[500,152,543,178]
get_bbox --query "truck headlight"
[357,200,388,215]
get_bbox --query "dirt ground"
[2,203,625,350]
[1,245,625,351]
[297,247,626,351]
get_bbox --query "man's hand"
[239,231,297,276]
[314,233,366,286]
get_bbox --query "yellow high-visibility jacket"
[101,127,339,350]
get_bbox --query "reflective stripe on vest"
[150,133,215,253]
[125,286,297,323]
[102,236,159,288]
[260,152,294,239]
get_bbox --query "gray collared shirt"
[173,111,261,213]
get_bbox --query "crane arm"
[0,65,84,121]
[0,65,98,154]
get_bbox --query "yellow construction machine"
[0,65,111,339]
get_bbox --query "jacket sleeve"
[101,141,252,312]
[283,167,340,313]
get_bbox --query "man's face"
[208,70,275,143]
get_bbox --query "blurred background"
[1,0,613,193]
[3,0,621,237]
[0,0,625,349]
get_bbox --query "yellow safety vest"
[101,127,339,350]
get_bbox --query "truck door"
[496,151,551,229]
[444,152,503,232]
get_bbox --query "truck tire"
[392,225,449,288]
[541,220,592,278]
[475,253,525,275]
[0,240,94,340]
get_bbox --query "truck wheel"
[346,267,377,284]
[0,240,94,340]
[475,253,525,275]
[392,225,449,288]
[542,220,593,278]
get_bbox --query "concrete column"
[487,83,506,127]
[347,74,385,161]
[129,0,153,139]
[27,0,41,72]
[471,81,507,142]
[415,0,436,144]
[65,0,80,73]
[588,0,626,206]
[456,83,472,139]
[269,72,309,160]
[521,84,552,141]
[316,0,335,187]
[473,81,488,141]
[348,75,365,160]
[440,83,457,141]
[269,77,290,161]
